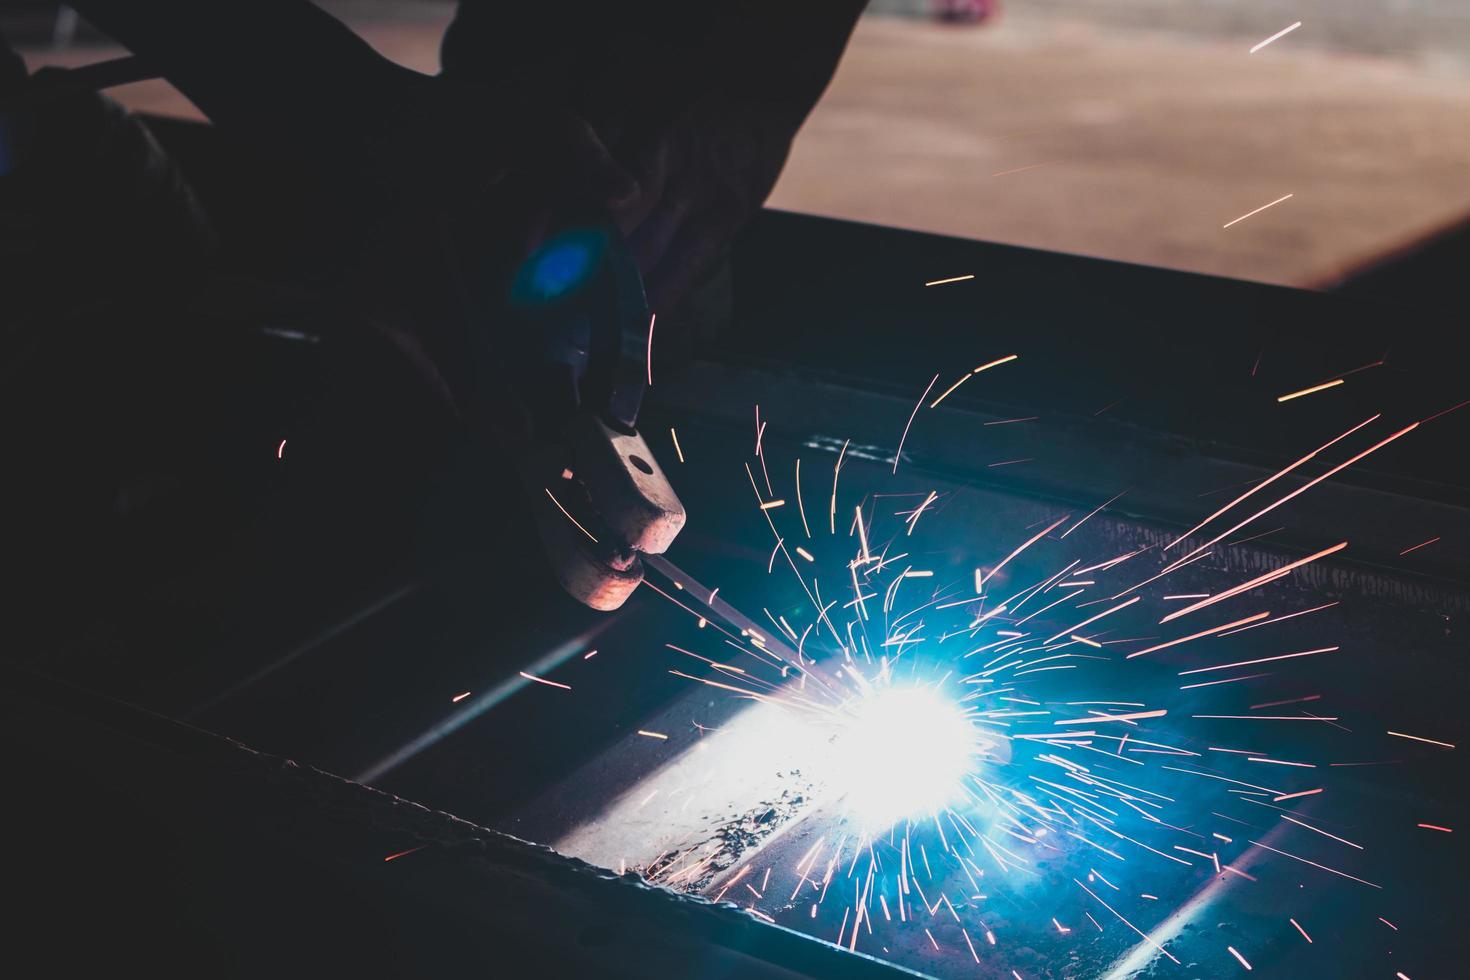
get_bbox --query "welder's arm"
[617,1,870,308]
[440,1,868,309]
[68,0,416,177]
[67,0,635,211]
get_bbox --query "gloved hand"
[361,74,639,238]
[338,73,644,415]
[608,96,796,312]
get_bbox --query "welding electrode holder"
[501,223,686,611]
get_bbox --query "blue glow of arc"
[517,230,605,304]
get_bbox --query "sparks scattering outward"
[1166,415,1377,551]
[894,374,939,473]
[1172,423,1416,565]
[523,341,1457,976]
[974,353,1020,375]
[1227,945,1253,970]
[646,312,656,386]
[1062,488,1127,539]
[519,671,570,691]
[930,372,972,408]
[383,845,425,863]
[1250,20,1302,54]
[1277,378,1344,403]
[1399,536,1439,556]
[930,356,1020,409]
[1223,193,1293,229]
[545,487,598,543]
[1159,542,1347,623]
[1386,730,1455,749]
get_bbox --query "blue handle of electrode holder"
[508,222,651,435]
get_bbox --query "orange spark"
[1075,878,1180,964]
[974,354,1019,374]
[829,438,848,533]
[1175,422,1417,561]
[519,671,571,691]
[1055,709,1167,726]
[544,488,598,543]
[1061,488,1127,539]
[980,514,1069,587]
[1277,378,1344,403]
[1386,730,1455,749]
[1249,840,1380,888]
[905,490,938,534]
[1250,21,1302,53]
[1223,193,1293,228]
[1160,543,1347,624]
[1165,416,1376,550]
[1196,715,1338,722]
[1280,814,1362,849]
[645,312,656,385]
[383,845,426,863]
[1044,595,1139,644]
[1219,601,1337,636]
[929,372,972,408]
[795,458,811,537]
[1177,646,1338,676]
[894,374,939,472]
